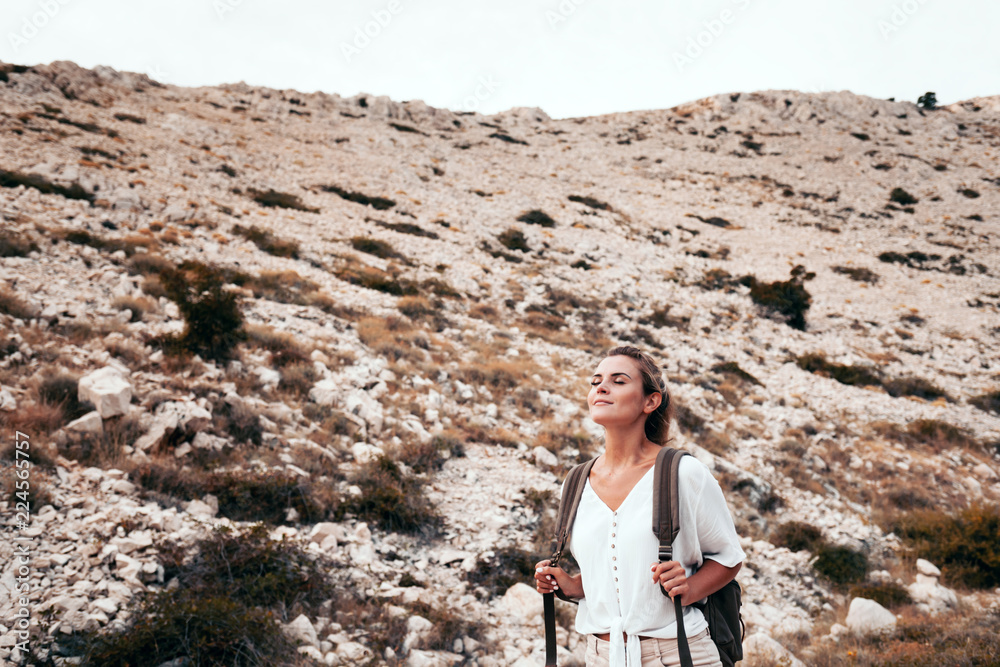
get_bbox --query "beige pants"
[584,628,722,667]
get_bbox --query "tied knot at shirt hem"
[609,617,643,667]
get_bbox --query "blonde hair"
[603,345,675,446]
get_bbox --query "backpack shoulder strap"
[653,447,695,667]
[551,456,597,567]
[652,446,690,561]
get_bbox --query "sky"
[2,0,997,120]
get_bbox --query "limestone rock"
[78,366,132,418]
[744,633,806,667]
[285,613,320,648]
[502,583,542,625]
[846,597,896,635]
[65,410,103,434]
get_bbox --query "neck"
[601,422,655,468]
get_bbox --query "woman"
[534,346,744,667]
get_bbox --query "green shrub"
[80,524,333,666]
[890,187,919,205]
[498,227,531,252]
[339,455,442,534]
[232,223,300,258]
[516,209,556,227]
[466,546,536,599]
[772,521,824,552]
[156,260,246,362]
[739,265,815,330]
[848,581,912,609]
[813,544,868,586]
[887,504,1000,589]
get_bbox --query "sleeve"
[684,457,745,569]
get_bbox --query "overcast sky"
[2,0,997,119]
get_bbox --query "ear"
[644,391,662,414]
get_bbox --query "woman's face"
[588,355,659,428]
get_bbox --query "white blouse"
[566,455,745,667]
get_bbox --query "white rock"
[0,385,15,411]
[846,597,896,635]
[744,633,806,667]
[916,558,941,577]
[532,446,558,467]
[185,499,217,517]
[336,641,372,661]
[256,366,281,389]
[309,378,339,406]
[351,442,384,464]
[308,522,343,546]
[502,582,543,624]
[65,410,103,434]
[91,598,119,615]
[285,613,319,648]
[78,366,133,418]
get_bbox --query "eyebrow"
[591,372,631,379]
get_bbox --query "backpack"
[542,447,744,667]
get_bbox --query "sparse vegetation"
[248,187,319,213]
[79,523,333,666]
[318,184,395,210]
[739,265,815,330]
[339,455,442,534]
[232,223,300,258]
[890,187,919,205]
[0,286,39,320]
[885,503,1000,589]
[813,544,869,587]
[516,209,556,227]
[498,227,531,252]
[350,235,405,261]
[0,230,39,257]
[466,546,536,599]
[0,168,94,202]
[568,194,611,211]
[154,260,246,362]
[772,521,824,553]
[970,389,1000,415]
[848,581,912,610]
[832,265,880,283]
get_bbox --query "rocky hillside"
[1,59,999,666]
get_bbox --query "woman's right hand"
[535,559,583,599]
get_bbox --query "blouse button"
[614,577,618,582]
[612,556,616,561]
[612,522,616,527]
[613,566,617,570]
[611,533,615,538]
[611,544,615,549]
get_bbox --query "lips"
[593,400,613,406]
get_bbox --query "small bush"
[466,546,536,599]
[80,523,333,666]
[128,252,174,276]
[568,195,611,211]
[848,581,911,609]
[0,168,94,202]
[874,419,976,452]
[213,400,264,446]
[796,354,882,387]
[339,455,442,534]
[739,264,815,330]
[336,262,418,296]
[889,187,919,205]
[711,361,762,386]
[882,376,949,401]
[278,361,317,397]
[970,389,1000,414]
[813,544,868,586]
[112,294,156,322]
[37,369,93,423]
[319,184,395,210]
[350,235,404,260]
[0,287,38,320]
[498,228,531,252]
[0,230,39,257]
[232,223,300,258]
[248,187,319,213]
[772,521,824,552]
[832,265,880,283]
[887,504,1000,589]
[370,218,439,239]
[61,414,142,467]
[516,209,556,227]
[156,260,245,361]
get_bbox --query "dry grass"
[0,286,38,320]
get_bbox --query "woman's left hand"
[651,561,688,602]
